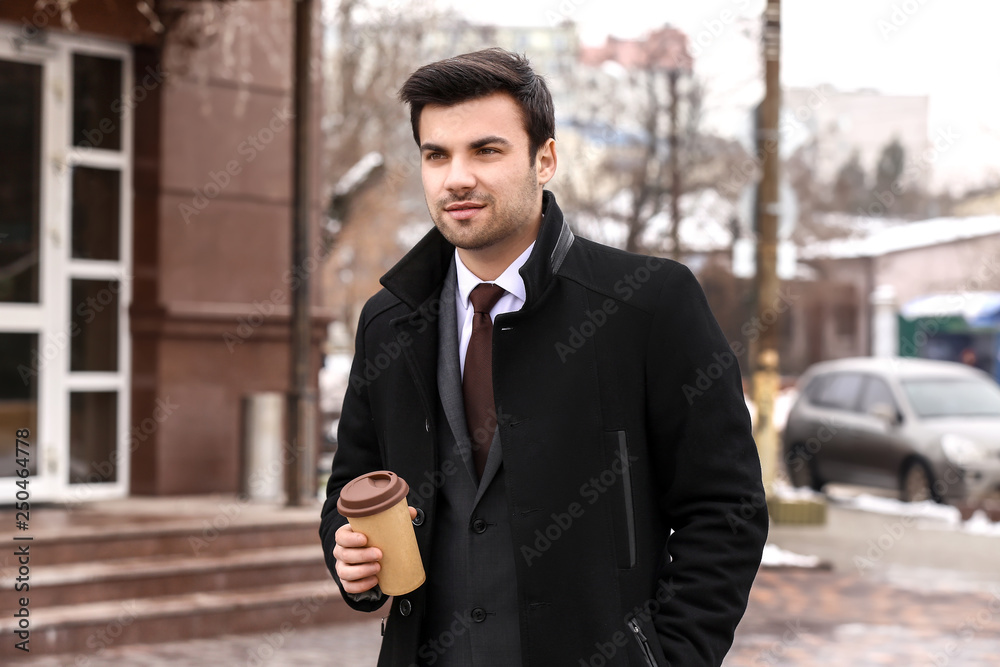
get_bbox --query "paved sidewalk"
[11,568,1000,666]
[724,569,1000,666]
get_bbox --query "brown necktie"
[463,283,506,480]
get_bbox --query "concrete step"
[0,514,320,566]
[0,545,330,613]
[0,580,359,658]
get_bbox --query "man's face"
[418,93,555,254]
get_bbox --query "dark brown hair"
[398,48,555,162]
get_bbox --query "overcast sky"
[373,0,1000,191]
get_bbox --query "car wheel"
[787,444,824,492]
[900,459,938,503]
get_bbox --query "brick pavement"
[725,569,1000,666]
[10,569,1000,666]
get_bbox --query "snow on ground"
[760,544,822,569]
[771,479,825,502]
[963,510,1000,537]
[825,487,1000,538]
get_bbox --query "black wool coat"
[320,192,768,666]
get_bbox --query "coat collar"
[379,191,574,311]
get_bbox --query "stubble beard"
[430,170,540,251]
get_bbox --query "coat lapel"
[437,261,480,485]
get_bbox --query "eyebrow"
[420,135,513,153]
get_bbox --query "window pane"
[858,377,897,413]
[73,54,122,151]
[0,333,39,477]
[69,391,117,484]
[815,373,864,411]
[0,60,42,303]
[72,167,121,260]
[71,279,119,371]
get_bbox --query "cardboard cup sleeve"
[337,471,425,596]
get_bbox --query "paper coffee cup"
[337,471,425,596]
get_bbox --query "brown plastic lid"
[337,471,409,517]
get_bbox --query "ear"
[535,138,557,186]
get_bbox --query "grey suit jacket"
[416,260,522,667]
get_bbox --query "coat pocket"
[627,617,658,667]
[605,430,636,569]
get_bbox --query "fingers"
[409,506,418,520]
[333,523,383,595]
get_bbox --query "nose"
[443,156,476,193]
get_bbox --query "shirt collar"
[455,242,534,309]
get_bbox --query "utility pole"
[753,0,781,497]
[287,0,316,507]
[668,68,681,262]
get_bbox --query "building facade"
[0,1,328,503]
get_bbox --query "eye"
[424,152,446,161]
[478,147,499,155]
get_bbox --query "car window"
[902,377,1000,418]
[802,375,827,402]
[858,376,897,413]
[813,373,865,411]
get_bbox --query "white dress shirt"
[455,242,534,378]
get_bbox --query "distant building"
[789,215,1000,376]
[579,25,693,71]
[783,87,930,190]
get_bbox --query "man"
[320,48,767,666]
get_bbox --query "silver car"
[782,357,1000,503]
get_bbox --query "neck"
[457,216,541,281]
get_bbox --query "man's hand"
[333,506,418,594]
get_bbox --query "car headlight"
[941,434,990,466]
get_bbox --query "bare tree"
[320,1,445,335]
[559,27,749,259]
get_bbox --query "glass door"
[0,28,132,503]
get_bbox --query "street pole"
[668,68,681,262]
[287,0,316,507]
[753,0,781,497]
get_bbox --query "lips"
[444,201,486,221]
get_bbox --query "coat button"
[412,508,425,527]
[471,607,487,623]
[399,599,411,617]
[471,518,487,534]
